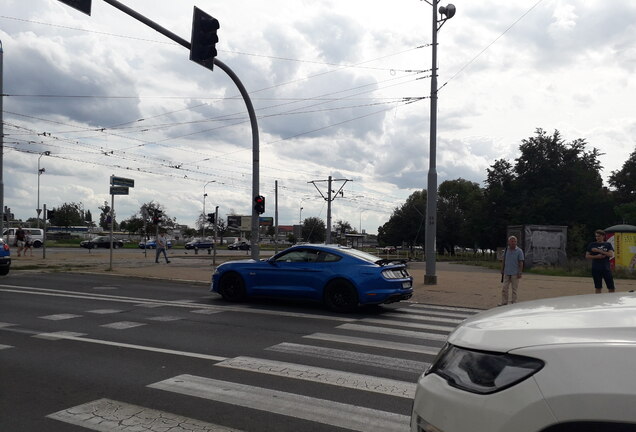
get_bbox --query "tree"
[51,202,85,227]
[609,148,636,206]
[302,217,326,243]
[437,179,483,254]
[484,128,615,251]
[377,190,427,247]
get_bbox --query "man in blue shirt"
[501,235,524,305]
[585,229,615,293]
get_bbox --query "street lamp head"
[44,150,51,156]
[39,168,46,174]
[439,4,456,19]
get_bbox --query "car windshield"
[330,247,381,264]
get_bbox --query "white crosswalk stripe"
[215,356,416,398]
[148,374,410,432]
[360,317,455,332]
[304,332,441,355]
[266,342,430,373]
[337,322,449,340]
[409,303,482,313]
[47,398,243,432]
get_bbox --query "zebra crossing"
[46,303,481,432]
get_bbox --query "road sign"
[57,0,92,15]
[110,176,135,188]
[110,186,129,195]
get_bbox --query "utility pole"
[0,40,4,236]
[274,180,279,253]
[424,1,456,285]
[308,176,351,244]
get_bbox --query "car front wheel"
[324,280,359,312]
[218,272,246,302]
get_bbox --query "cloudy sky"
[1,0,635,235]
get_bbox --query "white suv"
[3,228,45,248]
[411,293,636,432]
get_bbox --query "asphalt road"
[0,272,480,431]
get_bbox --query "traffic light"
[254,195,265,214]
[207,213,216,224]
[153,209,163,225]
[46,209,56,220]
[190,6,219,70]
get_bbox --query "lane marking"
[32,331,228,361]
[392,308,473,319]
[360,318,455,332]
[39,314,83,321]
[337,323,449,341]
[0,344,13,350]
[215,356,416,398]
[149,374,410,432]
[47,398,242,432]
[382,311,464,323]
[266,342,429,374]
[303,332,441,355]
[100,321,146,330]
[86,309,123,314]
[34,331,86,340]
[147,315,182,322]
[410,303,482,313]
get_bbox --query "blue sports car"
[210,244,413,312]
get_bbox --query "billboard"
[608,232,636,272]
[227,215,251,231]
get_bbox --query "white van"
[3,228,45,248]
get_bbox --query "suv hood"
[449,293,636,352]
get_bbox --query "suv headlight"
[426,344,544,394]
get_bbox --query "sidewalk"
[10,249,636,310]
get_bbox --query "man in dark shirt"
[585,229,615,294]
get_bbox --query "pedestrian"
[501,235,524,305]
[585,229,615,294]
[15,226,26,257]
[155,232,170,264]
[24,231,34,257]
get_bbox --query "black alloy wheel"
[324,280,359,313]
[218,272,246,302]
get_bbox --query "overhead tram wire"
[438,0,546,92]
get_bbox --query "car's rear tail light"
[3,244,9,251]
[382,268,410,279]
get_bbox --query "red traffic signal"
[190,6,219,70]
[254,195,265,214]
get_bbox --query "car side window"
[275,249,321,263]
[318,252,342,262]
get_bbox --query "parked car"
[80,236,124,249]
[411,293,636,432]
[0,238,11,275]
[138,239,173,249]
[3,227,44,248]
[210,244,413,312]
[227,241,250,250]
[185,238,215,250]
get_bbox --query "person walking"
[501,235,524,305]
[24,231,33,257]
[15,226,26,257]
[585,229,615,293]
[155,232,170,264]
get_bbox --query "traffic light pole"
[66,0,261,260]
